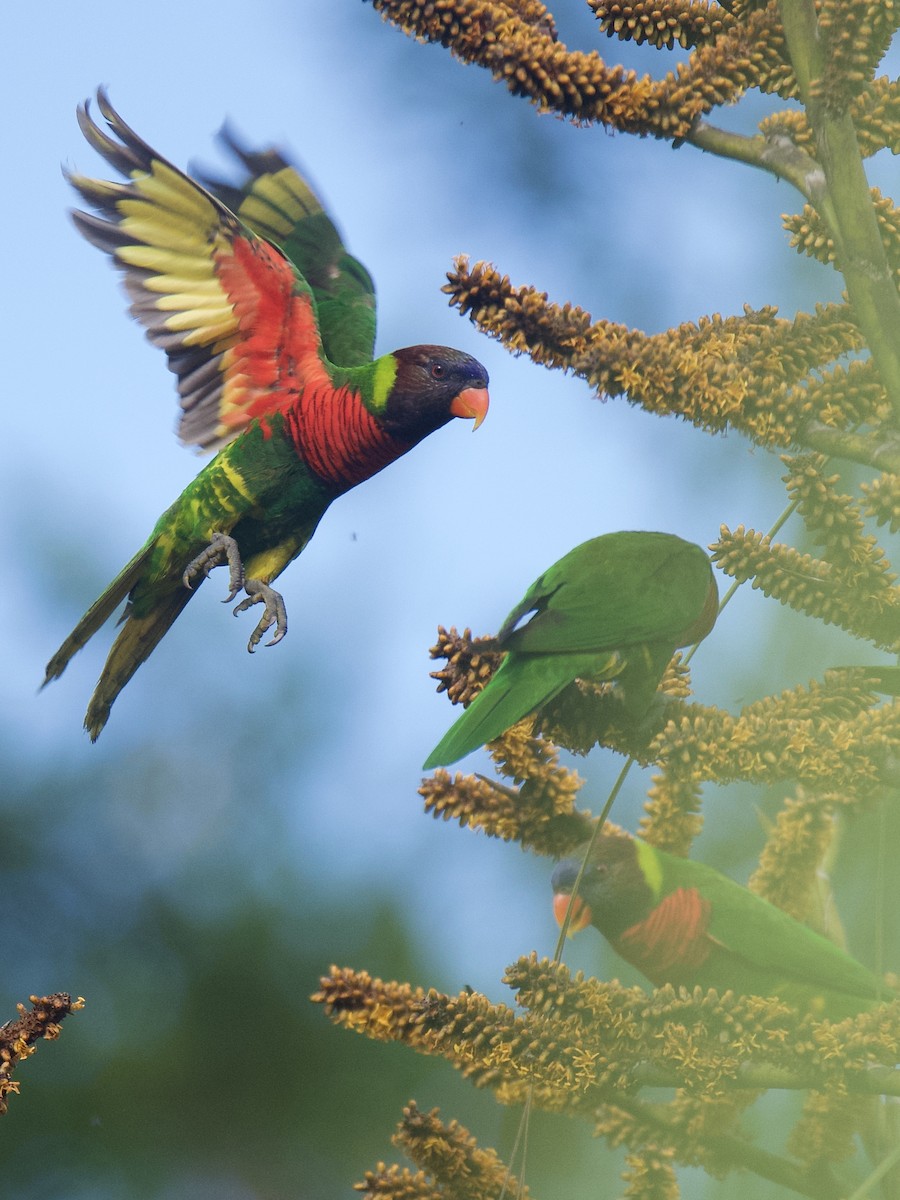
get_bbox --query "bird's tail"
[44,539,192,740]
[423,653,593,770]
[83,586,193,740]
[44,542,157,688]
[422,657,524,770]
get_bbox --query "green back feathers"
[501,532,715,656]
[638,840,887,1008]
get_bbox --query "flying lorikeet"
[43,90,489,740]
[552,834,892,1020]
[423,531,718,769]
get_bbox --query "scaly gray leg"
[182,531,245,602]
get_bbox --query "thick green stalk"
[778,0,900,421]
[849,1142,900,1200]
[798,420,900,472]
[689,119,824,200]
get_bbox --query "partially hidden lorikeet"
[552,834,892,1020]
[423,532,717,769]
[43,90,489,740]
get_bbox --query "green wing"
[422,649,616,769]
[500,532,715,656]
[197,129,376,367]
[653,848,885,1003]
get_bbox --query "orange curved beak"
[553,891,593,936]
[450,386,489,430]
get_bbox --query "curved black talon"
[233,578,288,652]
[182,531,245,601]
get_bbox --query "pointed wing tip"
[423,737,472,771]
[423,743,482,771]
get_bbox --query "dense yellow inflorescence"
[760,76,900,159]
[813,0,900,115]
[862,471,900,532]
[355,1102,531,1199]
[785,188,900,293]
[445,257,878,449]
[747,789,843,927]
[369,0,794,135]
[589,1,729,51]
[711,525,900,648]
[316,956,900,1116]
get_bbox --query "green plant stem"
[689,119,824,199]
[849,1139,900,1200]
[552,756,635,962]
[798,421,900,472]
[778,0,900,421]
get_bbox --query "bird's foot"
[183,535,287,650]
[233,579,288,652]
[182,532,245,602]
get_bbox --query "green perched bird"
[423,532,718,769]
[43,91,489,740]
[552,834,892,1020]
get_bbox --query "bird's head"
[552,836,651,940]
[380,345,489,442]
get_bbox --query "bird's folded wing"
[679,858,887,1002]
[500,534,714,654]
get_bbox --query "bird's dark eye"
[430,363,446,379]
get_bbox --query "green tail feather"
[43,541,157,688]
[44,538,193,740]
[423,653,595,770]
[423,660,525,770]
[83,586,193,741]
